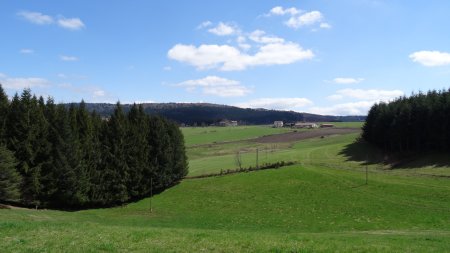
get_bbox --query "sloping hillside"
[1,129,449,252]
[77,102,366,125]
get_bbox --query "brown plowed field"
[253,127,361,143]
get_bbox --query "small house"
[273,121,284,128]
[219,120,238,127]
[293,122,318,129]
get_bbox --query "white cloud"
[163,66,172,71]
[327,94,344,101]
[265,7,330,30]
[286,11,323,29]
[208,22,237,36]
[333,77,364,84]
[57,17,85,30]
[168,42,314,71]
[236,97,313,110]
[334,88,404,101]
[320,23,332,29]
[92,89,106,97]
[237,36,246,43]
[17,11,84,31]
[129,100,156,104]
[309,101,377,116]
[0,74,49,90]
[60,55,78,61]
[409,50,450,67]
[268,6,301,16]
[20,49,34,54]
[17,11,53,25]
[237,36,251,50]
[57,83,111,101]
[238,43,251,50]
[197,20,212,29]
[317,88,404,115]
[174,76,251,97]
[249,30,285,44]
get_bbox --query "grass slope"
[1,124,449,252]
[181,125,295,146]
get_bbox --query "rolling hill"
[77,102,366,125]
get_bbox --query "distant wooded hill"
[78,103,366,125]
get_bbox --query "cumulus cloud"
[197,20,212,29]
[174,76,251,97]
[208,22,237,36]
[57,17,85,30]
[60,55,78,61]
[17,11,53,25]
[248,30,285,44]
[20,49,34,54]
[309,101,377,116]
[265,7,329,30]
[168,42,314,71]
[409,50,450,67]
[268,6,301,16]
[236,97,313,110]
[286,11,323,29]
[333,77,364,84]
[0,74,50,90]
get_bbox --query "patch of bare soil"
[253,128,361,143]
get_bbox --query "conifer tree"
[0,85,9,144]
[0,145,22,202]
[126,104,149,197]
[102,102,129,203]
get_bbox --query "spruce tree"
[0,85,9,144]
[102,102,129,204]
[0,145,22,202]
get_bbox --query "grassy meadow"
[1,123,450,252]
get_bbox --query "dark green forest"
[79,103,365,125]
[0,85,188,209]
[362,89,450,153]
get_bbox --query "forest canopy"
[362,89,450,153]
[0,85,188,209]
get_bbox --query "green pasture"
[1,122,449,252]
[181,125,294,146]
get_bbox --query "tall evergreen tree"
[101,102,129,204]
[0,145,22,202]
[0,85,9,144]
[125,104,149,198]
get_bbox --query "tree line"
[362,89,450,153]
[0,86,188,209]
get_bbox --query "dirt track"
[253,127,361,143]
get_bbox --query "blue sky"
[1,0,450,115]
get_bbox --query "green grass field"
[181,125,296,146]
[1,124,449,252]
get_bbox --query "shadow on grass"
[338,139,384,166]
[392,153,450,169]
[340,139,450,169]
